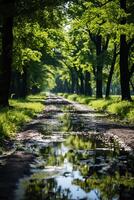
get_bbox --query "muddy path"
[0,95,134,200]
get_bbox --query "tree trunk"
[120,0,131,101]
[85,71,92,96]
[70,68,75,93]
[105,44,117,98]
[96,35,103,98]
[79,68,84,94]
[130,80,134,92]
[72,67,79,94]
[0,15,14,107]
[10,70,21,99]
[75,69,79,94]
[20,66,28,98]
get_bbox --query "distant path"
[0,94,134,200]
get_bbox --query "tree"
[105,43,118,98]
[119,0,132,101]
[0,0,14,106]
[0,0,73,107]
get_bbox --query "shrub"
[63,93,69,98]
[75,96,91,104]
[67,94,78,101]
[89,99,113,111]
[126,109,134,123]
[107,101,133,118]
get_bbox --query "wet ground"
[0,95,134,200]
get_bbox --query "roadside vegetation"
[0,1,133,146]
[59,93,134,124]
[0,94,45,141]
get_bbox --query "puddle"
[8,96,134,199]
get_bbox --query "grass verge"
[58,93,134,124]
[0,94,45,142]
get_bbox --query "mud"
[0,95,134,200]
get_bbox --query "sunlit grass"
[0,94,45,140]
[59,93,134,124]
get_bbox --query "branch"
[87,29,97,45]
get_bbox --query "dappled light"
[0,95,134,200]
[13,96,134,200]
[0,0,134,199]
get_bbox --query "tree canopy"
[0,0,134,106]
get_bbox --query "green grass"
[59,93,134,124]
[0,94,45,140]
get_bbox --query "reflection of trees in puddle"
[65,135,93,150]
[58,111,87,132]
[22,177,72,200]
[73,171,134,200]
[60,105,98,132]
[58,113,73,132]
[64,135,134,199]
[64,136,134,200]
[39,134,133,177]
[38,110,74,134]
[16,134,134,200]
[40,143,64,166]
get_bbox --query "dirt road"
[0,95,134,200]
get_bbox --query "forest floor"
[0,94,134,200]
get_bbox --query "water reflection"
[15,135,134,200]
[15,100,134,200]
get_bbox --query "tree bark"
[120,0,131,101]
[120,34,131,100]
[0,15,14,106]
[105,44,117,98]
[75,68,79,94]
[96,35,103,98]
[88,31,109,99]
[10,70,22,98]
[71,67,79,94]
[85,71,92,96]
[70,68,75,93]
[79,68,84,94]
[20,66,28,98]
